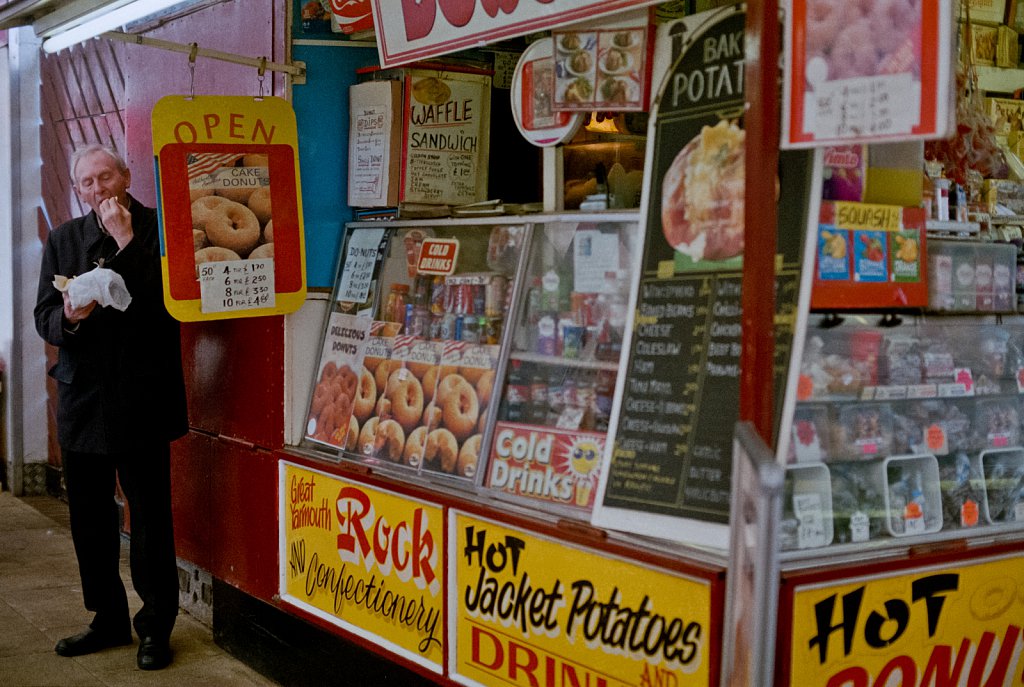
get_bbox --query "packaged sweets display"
[791,316,1024,550]
[829,462,886,545]
[835,403,894,460]
[886,457,942,536]
[937,453,985,529]
[981,449,1024,523]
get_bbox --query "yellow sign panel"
[832,202,903,232]
[152,95,306,321]
[280,463,444,672]
[789,553,1024,685]
[450,511,714,687]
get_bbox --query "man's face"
[73,151,131,214]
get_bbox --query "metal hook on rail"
[187,42,199,99]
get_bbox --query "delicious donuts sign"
[152,95,307,321]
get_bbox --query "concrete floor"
[0,490,279,686]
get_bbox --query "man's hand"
[98,197,133,250]
[63,291,97,325]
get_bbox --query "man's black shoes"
[54,627,133,657]
[137,635,172,670]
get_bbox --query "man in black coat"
[34,144,187,671]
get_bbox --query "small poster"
[552,26,649,110]
[782,0,954,146]
[153,95,306,321]
[336,227,386,303]
[348,81,402,207]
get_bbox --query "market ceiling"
[0,0,216,36]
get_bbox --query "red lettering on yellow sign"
[334,485,437,591]
[171,114,277,144]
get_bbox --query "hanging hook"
[187,42,198,100]
[256,56,267,98]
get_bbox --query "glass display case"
[783,314,1024,553]
[483,217,640,515]
[303,220,529,482]
[302,213,640,503]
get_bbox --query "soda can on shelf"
[461,316,481,343]
[472,284,486,315]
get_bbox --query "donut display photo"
[803,0,921,85]
[306,361,358,447]
[344,344,497,480]
[188,152,274,272]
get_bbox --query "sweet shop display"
[788,317,1024,550]
[306,216,637,504]
[484,219,639,514]
[305,222,526,480]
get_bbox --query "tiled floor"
[0,490,279,686]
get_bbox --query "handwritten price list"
[811,73,915,139]
[199,258,275,314]
[606,272,798,524]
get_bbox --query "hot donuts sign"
[152,95,307,321]
[781,552,1024,685]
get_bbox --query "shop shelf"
[508,351,621,371]
[979,447,1024,524]
[880,454,944,537]
[781,463,834,550]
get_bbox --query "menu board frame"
[591,5,816,549]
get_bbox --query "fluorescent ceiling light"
[39,0,186,53]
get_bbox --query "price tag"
[961,499,980,528]
[1015,501,1024,522]
[904,501,926,535]
[794,493,827,549]
[198,259,275,313]
[849,511,870,543]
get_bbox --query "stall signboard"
[591,5,811,548]
[782,551,1024,686]
[448,510,716,687]
[152,95,306,321]
[279,462,445,673]
[352,66,492,209]
[370,0,661,68]
[782,0,954,147]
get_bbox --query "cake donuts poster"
[152,95,306,321]
[782,0,954,146]
[305,313,373,450]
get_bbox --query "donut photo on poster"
[783,0,953,145]
[188,152,275,268]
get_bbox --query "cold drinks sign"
[370,0,661,68]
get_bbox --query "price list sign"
[199,259,275,313]
[782,0,953,146]
[606,272,796,523]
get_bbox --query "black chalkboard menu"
[593,5,812,539]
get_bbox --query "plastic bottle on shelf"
[528,370,548,424]
[505,361,526,422]
[384,283,409,323]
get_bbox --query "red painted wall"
[119,0,288,602]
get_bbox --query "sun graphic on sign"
[566,437,603,478]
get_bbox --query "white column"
[2,27,48,495]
